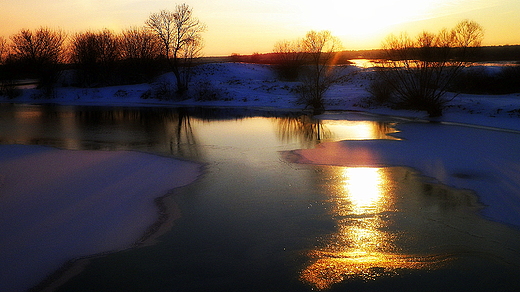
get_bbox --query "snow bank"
[0,145,201,292]
[2,63,301,109]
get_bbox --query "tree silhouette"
[10,27,66,95]
[146,3,206,95]
[0,37,8,65]
[298,31,344,112]
[371,20,484,117]
[272,39,305,81]
[120,27,163,83]
[70,29,121,86]
[273,30,345,112]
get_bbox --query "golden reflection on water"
[275,116,399,148]
[322,120,400,141]
[301,167,439,290]
[342,168,385,215]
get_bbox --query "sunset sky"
[1,0,519,56]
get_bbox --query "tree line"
[0,3,205,96]
[271,20,486,116]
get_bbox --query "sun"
[299,0,449,47]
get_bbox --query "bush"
[273,31,344,112]
[366,75,394,104]
[373,20,484,117]
[193,81,222,101]
[151,81,177,100]
[498,65,520,93]
[0,81,22,99]
[142,76,190,101]
[10,27,66,96]
[450,65,520,94]
[70,30,121,87]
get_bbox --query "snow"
[2,61,520,290]
[0,145,201,292]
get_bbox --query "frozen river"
[1,104,520,291]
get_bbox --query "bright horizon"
[1,0,519,56]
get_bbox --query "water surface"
[1,104,520,291]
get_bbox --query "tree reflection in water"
[79,107,201,158]
[164,109,199,158]
[275,115,331,147]
[275,114,399,148]
[0,104,400,160]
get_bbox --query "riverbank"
[0,145,202,292]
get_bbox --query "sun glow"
[298,0,460,47]
[300,167,441,290]
[1,0,518,55]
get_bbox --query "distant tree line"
[0,3,205,98]
[341,45,520,62]
[236,45,520,65]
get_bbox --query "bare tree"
[371,20,484,117]
[453,20,484,48]
[272,39,305,81]
[273,31,345,112]
[121,27,161,60]
[119,27,163,83]
[11,27,66,65]
[10,27,66,94]
[297,30,344,112]
[70,29,121,86]
[0,36,18,98]
[0,37,8,65]
[146,3,206,94]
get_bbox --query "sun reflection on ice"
[342,167,385,214]
[300,167,440,290]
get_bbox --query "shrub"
[70,30,121,87]
[450,64,520,94]
[372,20,484,117]
[193,81,222,101]
[0,81,22,99]
[366,75,395,104]
[151,80,177,100]
[273,31,345,112]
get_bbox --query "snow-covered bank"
[0,145,201,292]
[2,63,303,110]
[3,62,520,131]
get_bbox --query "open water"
[1,104,520,291]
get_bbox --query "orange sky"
[1,0,519,56]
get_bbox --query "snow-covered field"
[2,62,520,291]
